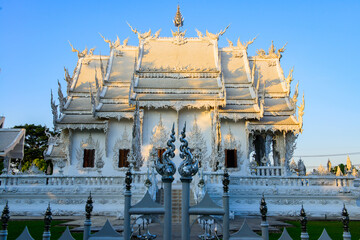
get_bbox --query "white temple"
[45,7,304,178]
[1,7,359,219]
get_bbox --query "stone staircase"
[172,188,182,223]
[157,185,196,223]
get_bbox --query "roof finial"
[173,5,184,32]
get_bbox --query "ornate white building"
[45,8,304,178]
[2,7,359,219]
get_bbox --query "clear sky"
[0,0,359,168]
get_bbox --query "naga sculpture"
[178,122,199,178]
[155,123,176,181]
[256,41,287,59]
[50,90,58,126]
[127,22,152,40]
[227,36,257,50]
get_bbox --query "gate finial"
[44,203,52,232]
[300,205,307,233]
[156,123,176,181]
[260,194,267,222]
[85,192,93,220]
[178,122,198,178]
[342,204,350,232]
[1,201,10,231]
[223,169,230,193]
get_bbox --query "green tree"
[331,163,345,175]
[13,124,52,172]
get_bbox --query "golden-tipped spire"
[173,5,184,30]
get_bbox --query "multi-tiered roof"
[52,7,304,134]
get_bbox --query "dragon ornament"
[155,123,177,181]
[178,122,199,178]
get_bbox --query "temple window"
[118,149,130,168]
[225,149,237,168]
[83,149,95,168]
[254,135,265,165]
[158,148,166,163]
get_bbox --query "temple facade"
[3,8,360,219]
[45,9,304,179]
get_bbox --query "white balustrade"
[0,171,355,190]
[201,171,355,189]
[0,173,151,187]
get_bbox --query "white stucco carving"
[150,116,169,149]
[76,134,104,172]
[112,128,131,171]
[188,117,208,169]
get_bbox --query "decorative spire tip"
[173,5,184,29]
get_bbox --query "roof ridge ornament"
[227,36,257,50]
[171,5,187,45]
[196,25,230,42]
[68,41,95,58]
[256,41,287,60]
[297,93,305,133]
[127,22,161,42]
[173,5,184,31]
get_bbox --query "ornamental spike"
[178,122,198,178]
[222,169,230,193]
[44,203,52,232]
[85,192,93,220]
[1,201,10,230]
[300,205,307,233]
[260,194,267,222]
[341,204,350,232]
[155,123,176,182]
[125,168,132,191]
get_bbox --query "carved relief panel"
[76,134,104,171]
[112,128,131,171]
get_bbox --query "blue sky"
[0,0,359,167]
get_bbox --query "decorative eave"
[96,112,134,121]
[246,116,301,134]
[219,112,262,122]
[132,100,225,111]
[0,128,25,159]
[56,114,108,131]
[56,123,108,131]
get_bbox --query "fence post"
[42,203,52,240]
[0,202,10,240]
[223,169,230,240]
[178,123,198,240]
[260,194,269,240]
[83,193,93,240]
[124,169,132,240]
[300,205,309,240]
[155,123,177,240]
[341,204,351,240]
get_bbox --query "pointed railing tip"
[1,201,10,230]
[341,203,350,232]
[222,169,230,193]
[125,168,133,191]
[299,204,307,233]
[44,202,52,232]
[260,194,267,222]
[85,192,94,220]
